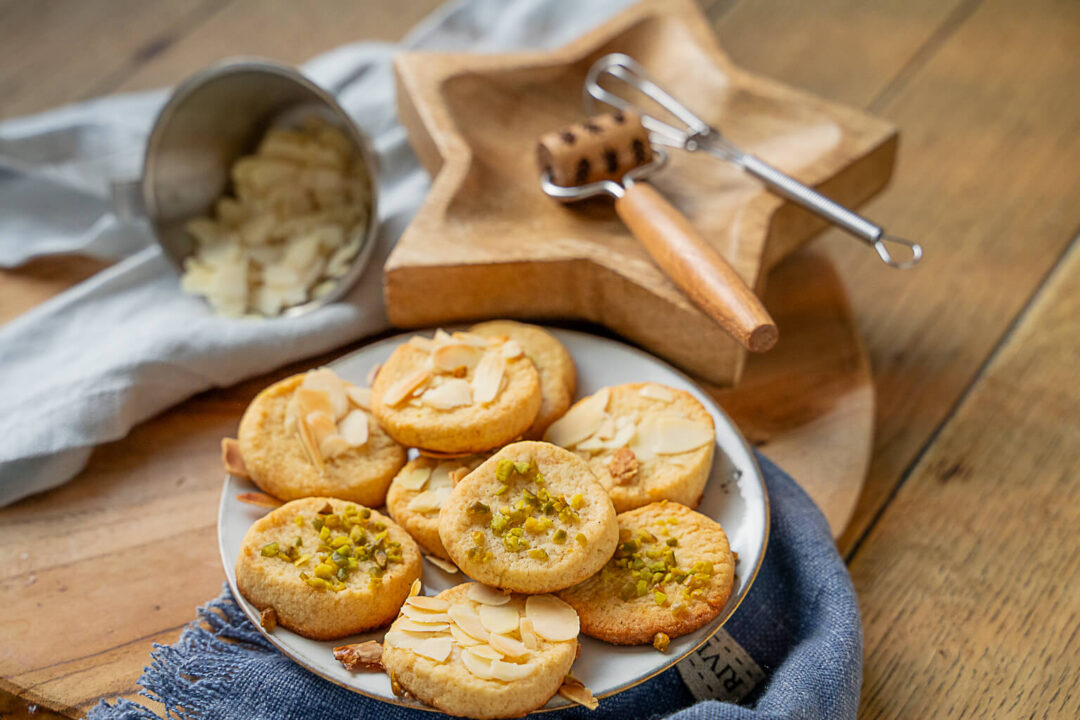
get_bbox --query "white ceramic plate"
[218,328,769,712]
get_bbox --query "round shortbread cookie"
[438,441,618,594]
[558,501,735,646]
[238,371,406,506]
[470,320,576,439]
[386,454,487,561]
[381,583,579,719]
[371,330,542,454]
[236,497,422,640]
[544,383,715,513]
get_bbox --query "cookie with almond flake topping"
[544,383,715,513]
[238,369,406,506]
[470,320,576,439]
[381,582,579,719]
[370,330,541,453]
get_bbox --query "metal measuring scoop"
[584,53,922,269]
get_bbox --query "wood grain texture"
[851,238,1080,719]
[714,0,1080,555]
[388,0,897,386]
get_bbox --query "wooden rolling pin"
[538,111,778,353]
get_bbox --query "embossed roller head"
[537,110,655,189]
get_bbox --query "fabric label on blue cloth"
[676,628,766,703]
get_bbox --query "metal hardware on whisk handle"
[584,53,923,269]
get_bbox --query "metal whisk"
[584,53,922,269]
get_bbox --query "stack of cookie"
[226,321,736,719]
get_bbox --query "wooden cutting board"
[387,0,896,387]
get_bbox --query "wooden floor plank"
[108,0,445,96]
[851,236,1080,719]
[714,0,966,108]
[825,0,1080,553]
[0,0,223,120]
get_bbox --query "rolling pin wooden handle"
[615,182,778,353]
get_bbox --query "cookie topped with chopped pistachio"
[544,383,715,513]
[381,582,579,719]
[238,368,406,506]
[235,497,421,640]
[386,454,488,562]
[370,330,542,454]
[470,320,576,439]
[438,441,618,594]
[557,501,735,646]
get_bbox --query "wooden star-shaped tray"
[386,0,896,386]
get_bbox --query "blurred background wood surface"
[1,0,1077,718]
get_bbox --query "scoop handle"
[615,182,778,352]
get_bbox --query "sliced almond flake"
[405,596,451,612]
[500,340,524,359]
[383,368,430,407]
[559,676,599,710]
[450,467,470,485]
[448,604,489,642]
[319,433,351,459]
[544,387,610,448]
[650,416,714,454]
[425,555,459,573]
[408,578,422,597]
[470,351,505,405]
[235,491,281,509]
[610,417,636,448]
[490,659,535,682]
[295,387,335,419]
[461,648,495,679]
[366,363,382,387]
[450,623,483,647]
[452,331,492,348]
[296,409,325,471]
[421,378,472,410]
[305,411,338,445]
[488,633,529,658]
[301,368,349,419]
[595,416,617,441]
[433,329,453,345]
[467,583,511,607]
[407,488,447,514]
[428,462,456,490]
[409,336,436,352]
[401,605,451,624]
[518,617,539,650]
[524,595,579,642]
[639,383,675,402]
[221,438,249,478]
[430,343,482,373]
[383,631,452,662]
[346,386,372,410]
[463,643,503,661]
[478,604,519,635]
[339,410,369,448]
[397,465,432,492]
[284,394,299,435]
[334,641,383,672]
[395,618,451,633]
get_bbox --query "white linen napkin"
[0,0,633,506]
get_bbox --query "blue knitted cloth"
[89,454,861,720]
